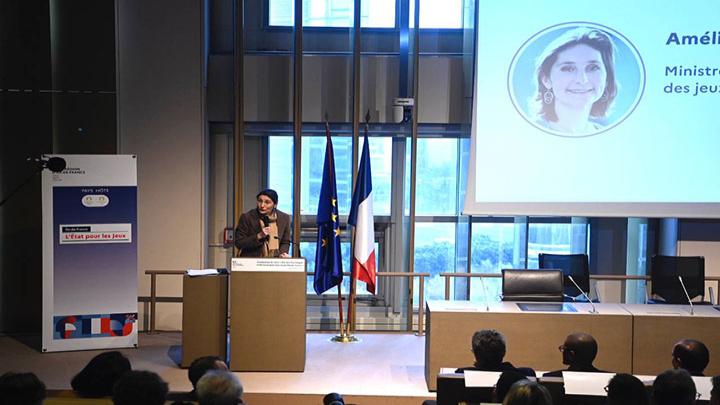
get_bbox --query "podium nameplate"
[231,257,305,272]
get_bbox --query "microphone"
[28,156,67,173]
[261,214,270,226]
[479,274,490,312]
[568,276,597,314]
[678,276,694,316]
[594,283,602,303]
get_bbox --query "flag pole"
[348,111,371,337]
[322,116,352,343]
[329,118,346,340]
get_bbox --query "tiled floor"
[0,331,434,401]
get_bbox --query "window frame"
[263,0,465,33]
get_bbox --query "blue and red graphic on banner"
[54,313,137,340]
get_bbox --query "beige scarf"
[261,212,279,257]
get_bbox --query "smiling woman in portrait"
[531,27,618,136]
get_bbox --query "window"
[410,0,463,29]
[267,137,295,214]
[268,135,392,216]
[268,0,464,29]
[269,0,395,28]
[413,222,456,302]
[415,138,459,216]
[469,222,523,301]
[527,222,589,268]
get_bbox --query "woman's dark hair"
[323,392,345,405]
[472,329,507,368]
[0,372,46,405]
[606,373,650,405]
[495,371,528,403]
[112,370,168,405]
[71,351,131,397]
[533,27,618,122]
[502,379,552,405]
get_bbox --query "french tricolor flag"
[348,133,376,294]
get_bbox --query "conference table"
[424,300,720,391]
[624,304,720,376]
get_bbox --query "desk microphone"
[678,276,694,316]
[479,275,490,312]
[594,283,602,303]
[568,276,597,314]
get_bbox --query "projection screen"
[464,1,720,218]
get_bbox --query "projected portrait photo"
[508,23,645,137]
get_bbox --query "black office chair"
[501,269,564,302]
[538,253,591,301]
[436,373,493,405]
[650,255,706,304]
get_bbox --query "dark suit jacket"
[542,364,607,377]
[455,362,536,377]
[234,208,290,257]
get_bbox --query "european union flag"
[313,125,343,295]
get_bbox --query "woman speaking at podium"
[234,189,291,258]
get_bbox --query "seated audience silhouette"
[606,373,650,405]
[652,369,697,405]
[543,332,606,377]
[168,355,229,403]
[71,350,131,398]
[196,370,244,405]
[502,379,553,405]
[0,372,46,405]
[323,392,346,405]
[456,329,535,376]
[672,339,710,376]
[711,375,719,405]
[494,371,528,403]
[112,370,168,405]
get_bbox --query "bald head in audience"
[672,339,710,376]
[543,332,603,377]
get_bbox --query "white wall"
[117,0,206,330]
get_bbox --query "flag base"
[330,323,359,343]
[330,334,359,343]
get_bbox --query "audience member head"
[472,329,507,369]
[189,356,229,391]
[196,370,243,405]
[494,371,528,403]
[653,369,697,405]
[323,392,345,405]
[112,370,168,405]
[710,375,720,405]
[606,373,650,405]
[0,372,46,405]
[502,379,553,405]
[672,339,710,376]
[71,350,131,397]
[559,332,598,368]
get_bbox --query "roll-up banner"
[42,155,138,352]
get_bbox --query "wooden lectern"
[181,273,228,367]
[229,258,306,371]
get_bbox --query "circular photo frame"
[508,22,646,138]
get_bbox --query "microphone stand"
[568,276,597,314]
[678,276,694,316]
[0,166,43,208]
[479,275,490,312]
